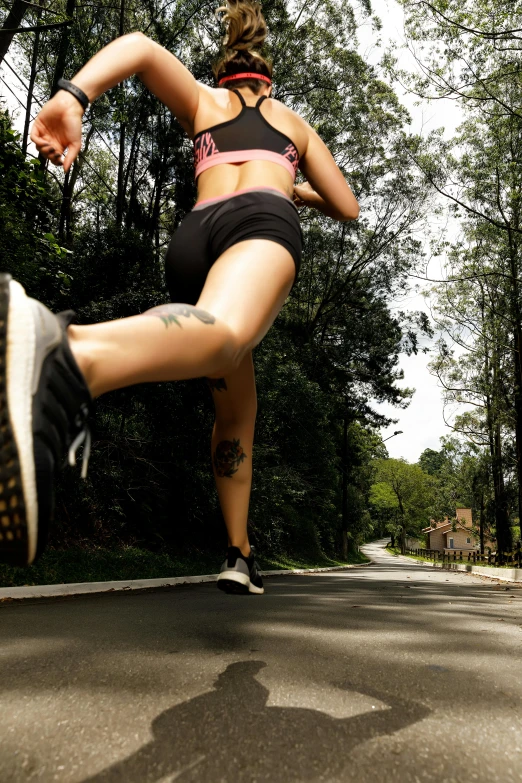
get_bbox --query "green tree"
[0,0,435,564]
[0,110,70,302]
[418,448,444,477]
[370,459,436,553]
[394,0,522,554]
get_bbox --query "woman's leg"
[209,352,256,558]
[0,240,295,566]
[69,240,295,397]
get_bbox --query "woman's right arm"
[297,124,359,222]
[31,32,200,171]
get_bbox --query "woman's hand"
[293,182,320,208]
[30,91,84,173]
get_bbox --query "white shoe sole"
[248,581,264,595]
[0,276,37,564]
[217,569,264,595]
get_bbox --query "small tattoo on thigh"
[144,303,216,328]
[214,438,247,478]
[207,377,228,393]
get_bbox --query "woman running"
[0,0,359,592]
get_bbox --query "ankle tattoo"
[144,304,216,329]
[214,438,247,478]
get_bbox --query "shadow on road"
[80,660,429,783]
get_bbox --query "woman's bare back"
[192,85,310,203]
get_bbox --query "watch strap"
[56,79,89,111]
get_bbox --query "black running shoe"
[0,275,93,566]
[217,546,264,595]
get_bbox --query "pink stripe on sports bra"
[194,149,298,179]
[193,90,300,182]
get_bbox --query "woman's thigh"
[196,238,296,353]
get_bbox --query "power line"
[2,55,120,164]
[0,73,32,114]
[0,74,116,196]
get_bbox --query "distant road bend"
[1,540,521,782]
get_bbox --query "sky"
[357,0,465,463]
[0,0,466,464]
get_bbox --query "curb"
[0,561,373,602]
[400,554,522,583]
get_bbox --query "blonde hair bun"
[213,0,272,88]
[217,0,268,53]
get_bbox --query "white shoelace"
[68,427,92,479]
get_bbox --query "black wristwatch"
[56,78,89,112]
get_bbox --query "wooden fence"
[405,543,522,568]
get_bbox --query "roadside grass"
[0,547,369,588]
[261,549,369,571]
[387,546,521,569]
[387,546,429,562]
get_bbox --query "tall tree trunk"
[58,125,94,240]
[508,240,522,537]
[479,489,485,555]
[115,0,126,228]
[116,121,126,227]
[58,171,71,241]
[38,0,76,169]
[492,422,511,557]
[22,5,42,155]
[149,146,168,239]
[397,496,406,554]
[481,286,511,560]
[125,138,140,230]
[123,122,142,227]
[49,0,76,96]
[485,351,512,559]
[512,321,522,528]
[0,0,28,65]
[341,416,348,559]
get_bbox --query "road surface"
[1,540,521,782]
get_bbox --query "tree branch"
[0,20,71,33]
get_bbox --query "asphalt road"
[1,540,522,783]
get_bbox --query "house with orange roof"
[422,508,495,553]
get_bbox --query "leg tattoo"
[207,377,228,393]
[214,438,247,478]
[144,304,216,329]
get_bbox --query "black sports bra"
[193,90,299,180]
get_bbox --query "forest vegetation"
[0,0,520,584]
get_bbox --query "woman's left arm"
[31,33,200,170]
[75,32,200,124]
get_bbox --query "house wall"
[445,529,477,550]
[427,529,448,551]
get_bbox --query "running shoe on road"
[217,546,264,595]
[0,274,93,566]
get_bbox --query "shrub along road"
[1,540,521,782]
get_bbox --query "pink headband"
[218,72,272,85]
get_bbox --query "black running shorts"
[164,188,302,305]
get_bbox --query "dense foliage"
[384,0,522,551]
[369,458,435,550]
[0,0,431,567]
